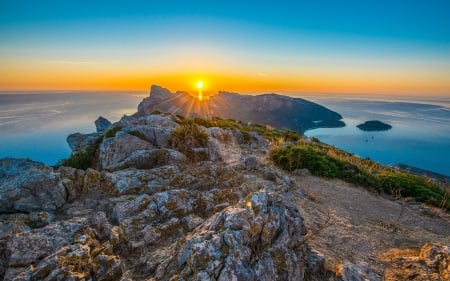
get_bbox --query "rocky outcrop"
[95,116,112,133]
[67,132,102,154]
[0,158,66,214]
[174,191,310,280]
[99,131,186,171]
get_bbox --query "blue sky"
[1,0,449,93]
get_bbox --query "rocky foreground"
[1,113,449,281]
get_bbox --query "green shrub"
[271,142,449,209]
[375,172,447,205]
[104,125,122,138]
[281,130,301,142]
[271,145,339,177]
[60,145,97,170]
[169,120,209,160]
[239,128,252,143]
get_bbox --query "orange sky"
[1,63,449,95]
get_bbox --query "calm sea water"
[1,92,449,176]
[300,94,450,176]
[0,92,146,165]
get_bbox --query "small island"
[357,120,392,131]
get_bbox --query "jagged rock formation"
[95,116,112,133]
[135,85,345,133]
[0,112,448,281]
[0,114,329,280]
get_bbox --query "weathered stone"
[242,156,258,171]
[95,116,112,133]
[0,158,67,214]
[342,261,380,281]
[99,131,153,170]
[174,191,308,281]
[67,132,102,154]
[206,127,242,165]
[8,218,87,267]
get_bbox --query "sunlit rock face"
[135,85,345,133]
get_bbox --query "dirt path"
[290,174,450,278]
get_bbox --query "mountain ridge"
[135,85,345,133]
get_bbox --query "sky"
[0,0,449,95]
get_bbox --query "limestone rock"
[7,218,88,267]
[99,131,153,170]
[95,116,112,133]
[174,191,309,281]
[206,127,242,165]
[242,156,258,171]
[67,132,102,154]
[0,158,66,213]
[119,114,178,148]
[103,165,178,195]
[249,131,268,148]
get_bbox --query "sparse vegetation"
[190,116,292,144]
[169,120,209,160]
[104,125,122,138]
[60,143,98,170]
[270,132,450,210]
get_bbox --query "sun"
[196,81,204,101]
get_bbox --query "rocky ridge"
[0,112,448,281]
[135,85,345,133]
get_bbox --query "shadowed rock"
[0,158,66,214]
[135,85,345,133]
[95,116,112,133]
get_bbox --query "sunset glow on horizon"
[1,1,449,96]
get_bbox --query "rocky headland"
[0,90,449,281]
[135,85,345,133]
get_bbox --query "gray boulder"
[118,114,179,148]
[99,131,153,170]
[95,116,112,133]
[0,158,66,213]
[67,132,102,154]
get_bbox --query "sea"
[1,92,449,176]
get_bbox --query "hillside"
[0,112,449,281]
[135,85,345,133]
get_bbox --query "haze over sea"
[0,92,449,176]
